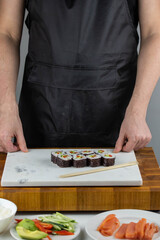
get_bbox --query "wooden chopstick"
[59,161,138,178]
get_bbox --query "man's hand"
[113,111,152,153]
[0,1,26,153]
[114,0,160,153]
[0,102,28,153]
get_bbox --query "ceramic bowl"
[0,198,17,233]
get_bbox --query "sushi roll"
[51,150,64,164]
[87,154,102,167]
[81,150,94,156]
[73,154,87,168]
[67,150,80,157]
[101,153,115,166]
[95,149,107,156]
[57,154,73,168]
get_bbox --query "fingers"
[0,105,28,153]
[16,129,28,152]
[134,135,152,151]
[113,133,125,153]
[122,136,137,152]
[0,130,28,153]
[122,134,152,152]
[5,140,20,153]
[0,135,20,153]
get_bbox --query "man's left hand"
[113,111,152,153]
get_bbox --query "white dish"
[10,221,81,240]
[85,209,160,240]
[0,198,17,233]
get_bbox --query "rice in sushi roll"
[95,149,107,155]
[67,150,80,157]
[81,150,94,156]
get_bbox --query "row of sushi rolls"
[51,149,116,168]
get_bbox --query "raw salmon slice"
[115,223,128,239]
[99,216,120,236]
[144,223,150,240]
[97,214,115,231]
[100,229,111,237]
[144,223,159,240]
[125,222,137,239]
[136,218,147,239]
[102,217,118,229]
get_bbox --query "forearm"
[126,33,160,118]
[0,32,20,109]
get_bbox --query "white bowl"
[0,198,17,233]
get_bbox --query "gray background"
[16,13,160,164]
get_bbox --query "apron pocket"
[26,62,117,90]
[26,62,119,135]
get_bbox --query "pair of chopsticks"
[59,161,138,178]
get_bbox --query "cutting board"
[1,148,142,187]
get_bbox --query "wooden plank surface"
[0,147,160,211]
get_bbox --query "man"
[0,0,159,153]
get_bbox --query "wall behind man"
[16,13,160,164]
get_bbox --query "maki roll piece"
[73,154,87,168]
[67,150,80,157]
[95,149,107,155]
[57,154,73,168]
[51,151,64,164]
[101,153,116,167]
[81,150,94,156]
[87,154,102,167]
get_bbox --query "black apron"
[19,0,139,147]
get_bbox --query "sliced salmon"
[153,224,159,233]
[143,223,150,240]
[100,229,111,237]
[144,223,159,240]
[99,216,120,236]
[102,217,118,229]
[97,214,115,231]
[104,219,120,236]
[115,223,128,239]
[98,215,159,240]
[136,218,147,239]
[125,222,137,239]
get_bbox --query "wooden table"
[0,147,160,211]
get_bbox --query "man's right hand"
[0,102,28,153]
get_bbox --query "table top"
[1,147,160,211]
[1,211,160,240]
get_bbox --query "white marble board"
[1,149,142,187]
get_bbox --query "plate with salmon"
[85,209,160,240]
